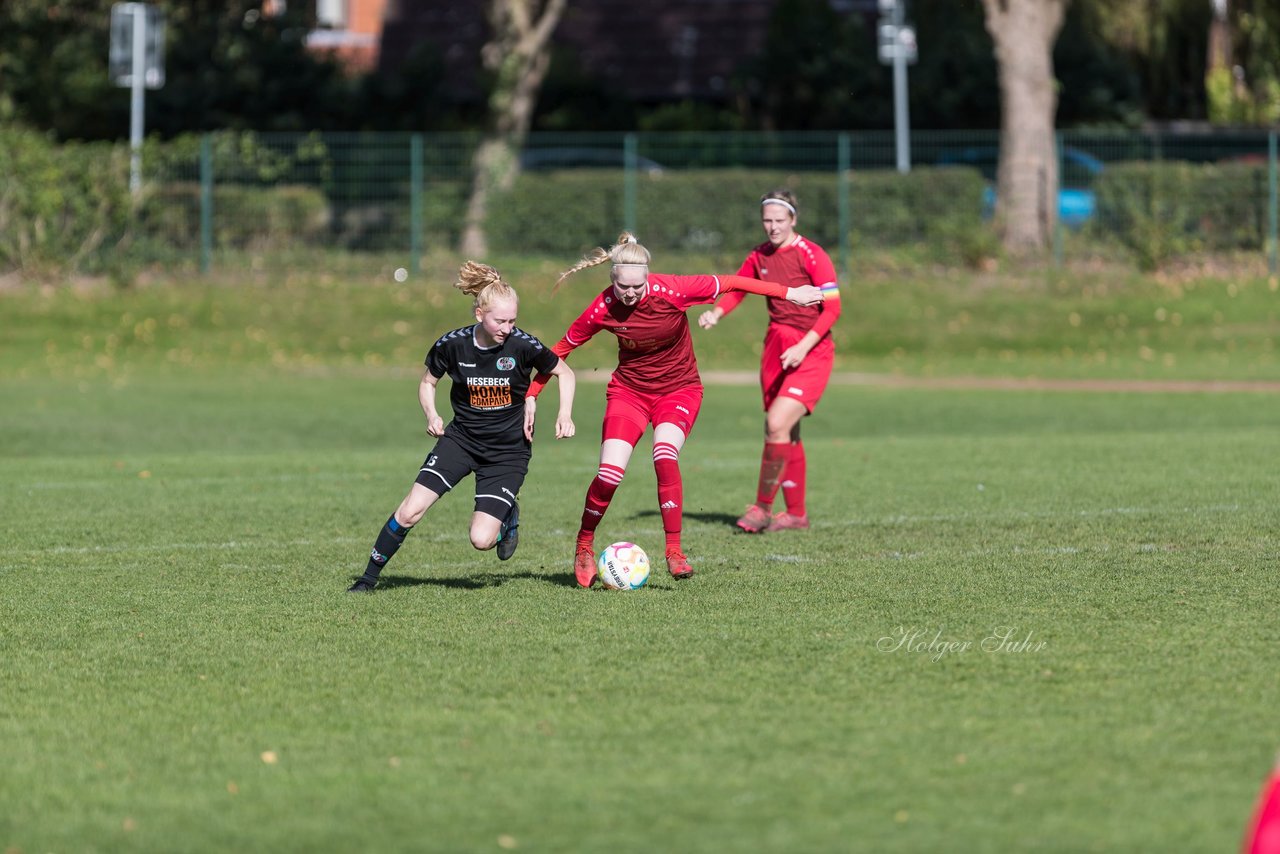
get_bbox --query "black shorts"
[415,434,529,519]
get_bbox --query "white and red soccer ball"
[596,542,650,590]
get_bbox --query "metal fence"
[143,129,1279,275]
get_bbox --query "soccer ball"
[596,542,651,590]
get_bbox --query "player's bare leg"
[466,507,521,560]
[349,483,441,592]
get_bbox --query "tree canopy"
[1,0,1277,141]
[0,0,470,141]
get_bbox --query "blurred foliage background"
[1,0,1278,141]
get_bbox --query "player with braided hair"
[348,261,576,592]
[526,232,824,587]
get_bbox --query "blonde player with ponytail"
[526,232,824,586]
[348,262,576,592]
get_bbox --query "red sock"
[781,440,806,517]
[653,442,683,554]
[755,441,792,508]
[578,462,625,549]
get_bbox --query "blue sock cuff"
[388,516,410,535]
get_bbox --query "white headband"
[612,263,648,269]
[762,198,796,215]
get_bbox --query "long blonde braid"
[554,232,651,291]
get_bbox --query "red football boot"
[666,549,694,580]
[574,546,597,588]
[736,504,772,533]
[767,512,810,532]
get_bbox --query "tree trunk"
[1207,0,1231,73]
[981,0,1068,255]
[459,0,567,258]
[1205,0,1247,120]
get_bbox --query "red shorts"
[761,325,834,414]
[602,380,704,445]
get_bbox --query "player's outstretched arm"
[720,275,822,306]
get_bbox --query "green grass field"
[3,263,1279,851]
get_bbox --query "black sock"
[361,515,412,582]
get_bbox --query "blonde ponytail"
[455,260,517,312]
[555,231,651,291]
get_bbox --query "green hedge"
[0,128,133,276]
[7,126,1274,278]
[485,166,991,259]
[141,183,330,250]
[127,161,991,263]
[0,129,333,274]
[1093,160,1273,269]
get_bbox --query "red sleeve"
[809,291,842,338]
[653,272,788,309]
[801,242,841,339]
[648,274,720,310]
[720,275,790,300]
[801,243,837,290]
[713,253,757,318]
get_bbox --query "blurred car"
[519,148,665,174]
[937,146,1103,227]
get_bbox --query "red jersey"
[533,273,792,397]
[719,236,842,338]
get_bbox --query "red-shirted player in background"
[699,189,843,533]
[527,231,824,587]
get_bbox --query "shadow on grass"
[364,569,581,591]
[635,509,741,528]
[353,569,681,593]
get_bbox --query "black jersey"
[425,325,559,451]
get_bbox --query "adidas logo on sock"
[660,500,679,510]
[781,480,797,489]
